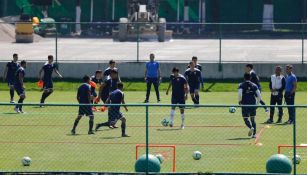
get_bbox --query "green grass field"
[0,84,306,173]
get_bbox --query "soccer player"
[71,75,95,135]
[95,82,129,137]
[191,56,202,71]
[3,53,20,103]
[38,55,63,106]
[14,60,27,113]
[98,69,120,128]
[245,64,269,114]
[166,67,189,129]
[144,53,161,103]
[104,60,121,81]
[284,65,297,124]
[265,66,285,124]
[90,70,103,111]
[238,73,261,138]
[184,61,204,104]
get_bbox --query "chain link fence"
[0,103,305,174]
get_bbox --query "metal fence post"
[302,24,305,64]
[137,23,140,62]
[218,23,222,72]
[293,107,297,175]
[145,105,149,174]
[55,23,58,66]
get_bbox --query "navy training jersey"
[170,74,187,98]
[77,83,91,104]
[184,68,202,85]
[105,78,119,93]
[6,61,19,80]
[104,67,118,77]
[250,70,261,89]
[91,75,103,85]
[238,81,259,105]
[42,63,55,82]
[14,67,25,86]
[109,89,124,111]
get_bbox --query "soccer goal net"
[135,144,176,172]
[278,145,307,161]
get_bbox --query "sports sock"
[250,117,256,134]
[121,121,126,135]
[72,118,80,131]
[18,98,24,110]
[89,118,94,132]
[170,109,175,123]
[40,92,48,103]
[195,94,200,104]
[10,89,14,100]
[181,113,185,125]
[243,118,252,129]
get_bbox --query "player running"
[14,60,27,113]
[38,55,63,106]
[245,64,269,114]
[166,67,189,129]
[3,53,20,103]
[184,61,204,104]
[238,73,261,138]
[71,75,95,135]
[95,82,129,137]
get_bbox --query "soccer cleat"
[251,134,257,139]
[108,125,114,129]
[88,131,95,135]
[122,134,130,137]
[276,119,282,123]
[71,129,76,135]
[169,121,173,127]
[112,125,119,129]
[143,100,149,103]
[285,120,293,124]
[157,99,161,103]
[248,128,254,137]
[10,101,15,103]
[14,107,20,113]
[264,119,273,124]
[180,124,185,130]
[19,110,26,114]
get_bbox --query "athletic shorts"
[242,107,256,117]
[43,81,53,90]
[171,96,185,109]
[108,110,123,122]
[78,105,93,116]
[14,85,25,96]
[189,83,200,93]
[6,78,14,86]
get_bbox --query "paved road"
[0,38,305,63]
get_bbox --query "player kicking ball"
[95,82,129,137]
[38,55,63,107]
[238,73,261,138]
[71,75,95,135]
[166,67,189,129]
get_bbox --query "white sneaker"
[10,101,15,103]
[248,128,254,137]
[181,124,185,130]
[252,134,257,139]
[19,110,26,114]
[169,121,174,127]
[14,108,20,113]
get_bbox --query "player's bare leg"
[71,115,82,135]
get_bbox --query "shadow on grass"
[156,128,182,131]
[227,137,252,141]
[1,112,19,115]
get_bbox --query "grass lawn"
[0,83,306,173]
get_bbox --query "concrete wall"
[1,62,306,79]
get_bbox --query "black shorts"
[43,81,53,90]
[242,107,256,117]
[14,85,25,96]
[189,83,200,93]
[78,105,93,116]
[171,96,185,109]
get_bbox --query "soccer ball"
[22,156,32,166]
[161,118,169,127]
[155,154,164,164]
[192,151,202,160]
[293,155,301,164]
[229,107,236,113]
